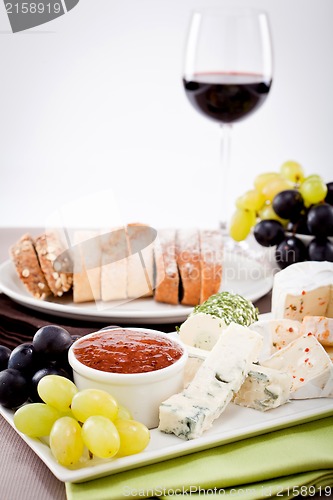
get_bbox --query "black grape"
[8,343,40,375]
[307,204,333,237]
[308,238,333,262]
[325,182,333,205]
[30,366,72,403]
[275,236,307,269]
[33,325,73,360]
[272,190,304,221]
[0,346,11,371]
[253,220,285,247]
[0,369,30,409]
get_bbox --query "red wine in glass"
[183,72,272,124]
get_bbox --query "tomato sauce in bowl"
[73,329,183,374]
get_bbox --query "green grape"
[117,405,132,420]
[81,415,120,459]
[299,177,328,205]
[115,419,150,457]
[71,388,119,423]
[14,403,61,437]
[236,189,265,212]
[229,209,254,242]
[262,177,293,202]
[49,416,84,467]
[254,172,280,193]
[258,203,288,226]
[37,375,78,412]
[280,160,304,184]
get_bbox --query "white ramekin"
[68,327,188,429]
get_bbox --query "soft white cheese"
[271,261,333,321]
[301,316,333,347]
[158,324,263,440]
[234,365,292,411]
[249,318,302,360]
[261,333,333,399]
[179,312,226,350]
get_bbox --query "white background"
[0,0,332,230]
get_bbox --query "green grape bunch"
[229,161,333,268]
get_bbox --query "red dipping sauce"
[73,329,184,374]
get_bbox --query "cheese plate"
[0,250,273,324]
[1,392,332,483]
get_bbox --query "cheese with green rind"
[179,292,258,351]
[193,291,259,325]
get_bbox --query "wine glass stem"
[219,123,232,232]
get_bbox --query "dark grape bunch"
[0,326,79,410]
[229,161,333,269]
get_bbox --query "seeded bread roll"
[35,232,73,297]
[9,234,51,300]
[176,228,201,306]
[199,229,223,303]
[154,228,179,305]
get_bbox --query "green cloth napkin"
[66,416,333,500]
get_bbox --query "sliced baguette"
[73,230,101,303]
[100,227,128,301]
[154,228,179,305]
[176,228,201,306]
[199,229,223,303]
[126,223,154,298]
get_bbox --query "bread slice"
[35,232,73,297]
[100,227,128,301]
[126,223,154,299]
[9,234,51,300]
[199,229,223,303]
[176,228,201,306]
[154,228,179,305]
[73,230,101,303]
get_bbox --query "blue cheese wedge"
[271,261,333,321]
[186,345,292,411]
[301,316,333,347]
[179,291,258,351]
[233,365,292,411]
[262,333,333,399]
[158,323,263,440]
[249,318,302,360]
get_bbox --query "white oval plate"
[0,250,273,324]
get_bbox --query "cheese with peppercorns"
[271,261,333,321]
[261,333,333,399]
[249,318,302,360]
[301,316,333,347]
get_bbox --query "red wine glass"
[183,7,273,230]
